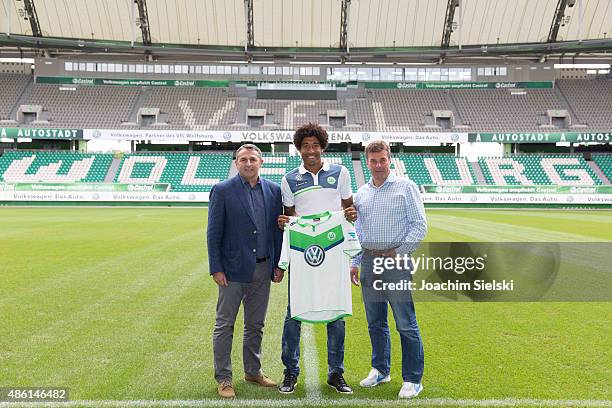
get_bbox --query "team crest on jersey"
[326,176,336,184]
[304,244,325,267]
[327,231,336,241]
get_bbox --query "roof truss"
[135,0,152,45]
[22,0,42,37]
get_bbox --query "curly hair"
[293,123,329,150]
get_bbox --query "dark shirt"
[240,175,269,257]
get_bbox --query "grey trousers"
[213,260,271,382]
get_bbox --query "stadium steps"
[9,76,35,121]
[553,85,583,127]
[587,161,610,184]
[228,159,238,178]
[352,158,366,187]
[445,91,465,127]
[470,161,488,184]
[104,157,123,182]
[343,99,357,129]
[235,97,249,125]
[127,87,150,123]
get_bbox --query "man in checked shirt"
[344,140,427,399]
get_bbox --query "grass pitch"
[0,208,610,406]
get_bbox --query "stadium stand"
[361,154,476,186]
[0,151,112,183]
[556,79,612,129]
[354,90,451,132]
[0,74,31,120]
[478,155,602,185]
[1,76,609,132]
[260,153,357,191]
[1,150,610,189]
[114,152,232,191]
[142,87,238,129]
[25,85,140,128]
[451,89,570,132]
[249,99,343,129]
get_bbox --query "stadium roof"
[0,0,610,63]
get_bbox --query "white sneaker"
[398,382,423,398]
[359,368,391,387]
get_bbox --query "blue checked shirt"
[352,172,427,267]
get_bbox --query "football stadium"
[0,0,611,407]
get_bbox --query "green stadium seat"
[591,155,612,183]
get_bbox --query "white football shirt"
[281,161,352,216]
[279,210,361,323]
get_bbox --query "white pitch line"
[302,324,321,400]
[1,397,611,407]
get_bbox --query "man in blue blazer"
[207,144,284,399]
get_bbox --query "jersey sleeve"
[338,166,353,200]
[280,176,295,208]
[342,218,362,258]
[278,226,290,271]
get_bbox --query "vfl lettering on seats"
[180,156,219,185]
[117,156,168,184]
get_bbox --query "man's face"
[367,150,391,180]
[236,149,263,180]
[299,136,323,168]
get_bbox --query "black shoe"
[278,373,298,394]
[327,372,353,394]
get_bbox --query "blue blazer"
[207,174,283,283]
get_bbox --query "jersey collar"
[299,160,330,175]
[296,210,332,228]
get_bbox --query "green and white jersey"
[279,211,361,323]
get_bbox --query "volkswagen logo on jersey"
[304,244,325,267]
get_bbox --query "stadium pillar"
[274,143,290,153]
[77,140,87,152]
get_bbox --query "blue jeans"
[360,252,424,383]
[281,304,345,377]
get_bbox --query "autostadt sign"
[0,127,82,139]
[467,132,611,143]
